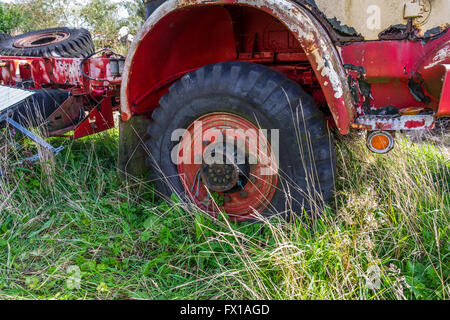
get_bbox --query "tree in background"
[1,0,72,34]
[0,2,24,34]
[79,0,124,48]
[0,0,146,53]
[79,0,145,51]
[124,0,146,22]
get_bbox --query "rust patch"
[379,22,412,40]
[379,21,449,42]
[296,0,363,43]
[408,72,431,105]
[344,64,373,115]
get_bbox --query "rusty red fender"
[436,64,450,117]
[120,0,356,134]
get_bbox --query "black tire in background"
[0,27,95,58]
[8,88,71,128]
[145,61,336,220]
[145,0,167,18]
[0,33,11,42]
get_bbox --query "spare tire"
[0,27,95,58]
[0,33,11,42]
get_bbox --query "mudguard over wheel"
[0,27,95,58]
[146,62,336,221]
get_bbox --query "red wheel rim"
[14,31,70,48]
[176,113,278,222]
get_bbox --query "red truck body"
[1,1,449,140]
[0,54,121,138]
[1,0,449,221]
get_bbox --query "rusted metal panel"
[436,64,450,117]
[341,30,450,117]
[416,40,450,102]
[46,96,84,133]
[0,56,121,92]
[353,114,435,131]
[73,98,115,139]
[121,0,356,133]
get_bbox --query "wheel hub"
[14,31,70,48]
[200,162,239,193]
[199,143,250,193]
[176,112,278,222]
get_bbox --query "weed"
[0,128,448,300]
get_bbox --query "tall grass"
[0,125,448,300]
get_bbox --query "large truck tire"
[0,27,95,58]
[144,62,336,222]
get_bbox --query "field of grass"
[0,127,448,300]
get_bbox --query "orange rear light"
[367,131,394,154]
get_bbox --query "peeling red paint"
[341,31,450,116]
[405,120,426,128]
[354,115,435,131]
[0,54,121,138]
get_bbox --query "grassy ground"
[0,127,448,300]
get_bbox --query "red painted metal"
[353,114,435,131]
[177,113,278,222]
[121,1,356,134]
[73,98,115,139]
[1,1,449,143]
[132,67,198,106]
[416,41,450,102]
[436,65,450,117]
[0,55,120,93]
[123,6,237,116]
[341,31,450,116]
[0,53,120,138]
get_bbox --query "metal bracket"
[404,1,425,19]
[0,114,64,172]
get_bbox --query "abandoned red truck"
[0,0,449,222]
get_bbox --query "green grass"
[0,129,448,300]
